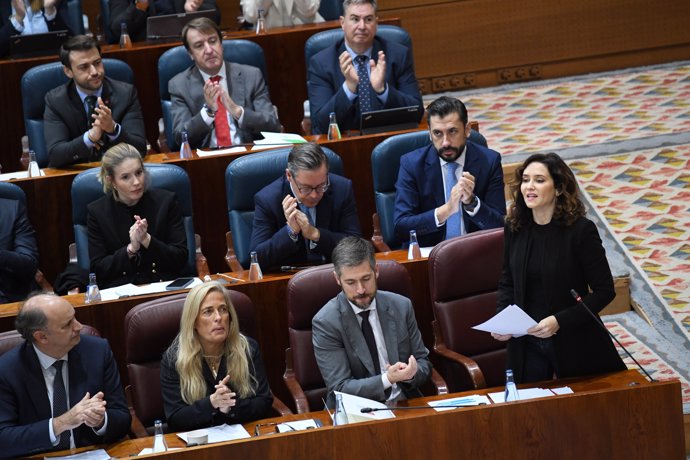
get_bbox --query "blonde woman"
[161,281,272,431]
[1,0,74,57]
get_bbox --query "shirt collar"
[437,144,467,169]
[348,297,378,315]
[76,85,103,104]
[32,343,68,371]
[344,42,374,62]
[199,61,227,83]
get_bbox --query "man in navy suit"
[0,294,130,458]
[394,96,506,247]
[0,197,39,304]
[249,143,361,271]
[307,0,423,134]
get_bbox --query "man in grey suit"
[168,17,281,149]
[312,237,431,406]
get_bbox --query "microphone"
[570,289,655,382]
[361,403,485,413]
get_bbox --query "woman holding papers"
[493,152,625,383]
[161,281,272,431]
[87,143,188,288]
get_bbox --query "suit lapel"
[227,63,245,108]
[314,174,334,227]
[376,296,398,367]
[339,294,377,375]
[21,343,52,419]
[67,346,87,416]
[424,146,445,207]
[66,82,89,131]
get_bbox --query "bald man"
[0,294,130,458]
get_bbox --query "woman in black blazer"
[87,143,188,288]
[493,152,625,383]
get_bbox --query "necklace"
[203,354,222,378]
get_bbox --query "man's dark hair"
[182,17,222,51]
[342,0,378,13]
[332,237,376,277]
[15,292,53,342]
[425,96,468,126]
[287,142,329,177]
[60,35,101,68]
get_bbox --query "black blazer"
[0,0,74,57]
[497,217,626,382]
[0,198,38,303]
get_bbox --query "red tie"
[209,75,232,147]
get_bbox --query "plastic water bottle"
[248,251,263,281]
[255,9,267,34]
[333,393,349,426]
[119,22,132,49]
[504,369,519,402]
[407,230,422,260]
[27,150,40,178]
[152,420,168,453]
[84,273,101,303]
[179,130,193,159]
[327,112,341,140]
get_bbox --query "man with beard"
[393,96,506,247]
[312,237,431,407]
[44,35,146,168]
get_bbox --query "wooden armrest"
[430,368,448,395]
[371,213,392,253]
[194,233,210,278]
[432,320,487,389]
[125,385,149,439]
[224,231,244,273]
[271,393,293,416]
[34,269,53,292]
[283,348,310,414]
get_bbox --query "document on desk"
[427,394,491,412]
[255,132,307,145]
[99,278,204,301]
[177,423,251,444]
[45,448,110,460]
[196,146,247,156]
[336,391,395,423]
[488,386,573,403]
[471,304,537,337]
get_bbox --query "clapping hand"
[210,375,236,414]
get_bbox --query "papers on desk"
[137,447,182,456]
[427,394,491,411]
[45,449,110,460]
[488,386,573,403]
[99,278,204,301]
[255,132,307,145]
[334,391,395,424]
[177,423,251,444]
[1,169,46,180]
[471,304,537,337]
[196,146,247,156]
[276,419,322,433]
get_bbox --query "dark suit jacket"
[0,198,38,303]
[249,173,361,270]
[168,61,281,149]
[44,77,147,168]
[0,335,130,459]
[0,0,74,57]
[87,188,188,289]
[312,290,432,406]
[307,36,423,134]
[160,337,272,432]
[497,217,626,383]
[109,0,220,42]
[393,141,506,247]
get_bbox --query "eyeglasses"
[295,179,329,195]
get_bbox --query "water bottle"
[84,273,101,304]
[119,22,132,49]
[407,230,422,260]
[504,369,519,402]
[255,9,267,34]
[152,420,168,453]
[179,130,193,159]
[327,112,341,140]
[248,251,263,281]
[333,393,349,426]
[27,150,41,178]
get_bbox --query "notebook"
[359,105,423,135]
[9,30,69,58]
[146,9,218,40]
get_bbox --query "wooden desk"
[43,371,686,459]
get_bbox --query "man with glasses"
[394,96,506,247]
[249,143,361,270]
[307,0,423,134]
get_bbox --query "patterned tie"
[359,310,381,374]
[53,360,71,450]
[355,55,373,114]
[444,162,463,239]
[84,95,98,128]
[209,75,232,147]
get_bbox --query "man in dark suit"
[169,17,280,149]
[312,237,431,406]
[394,96,506,247]
[249,143,361,271]
[44,35,146,168]
[109,0,220,43]
[307,0,423,134]
[0,293,130,458]
[0,197,39,304]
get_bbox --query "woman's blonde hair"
[98,143,148,197]
[31,1,43,13]
[173,281,256,405]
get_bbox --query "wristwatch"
[463,194,479,213]
[203,104,215,118]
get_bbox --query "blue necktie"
[444,162,462,239]
[53,360,71,450]
[355,55,373,114]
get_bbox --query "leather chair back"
[318,0,343,20]
[428,228,506,391]
[224,146,344,268]
[0,324,101,357]
[124,289,255,432]
[158,40,267,151]
[70,163,197,275]
[371,128,488,249]
[0,182,26,203]
[21,59,134,167]
[285,259,411,412]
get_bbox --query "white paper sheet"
[177,423,251,444]
[488,386,571,403]
[471,304,537,336]
[335,391,395,424]
[98,278,203,301]
[255,132,307,144]
[276,419,321,433]
[46,448,110,460]
[427,394,491,411]
[1,170,45,180]
[195,147,247,156]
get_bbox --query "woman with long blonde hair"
[161,281,272,431]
